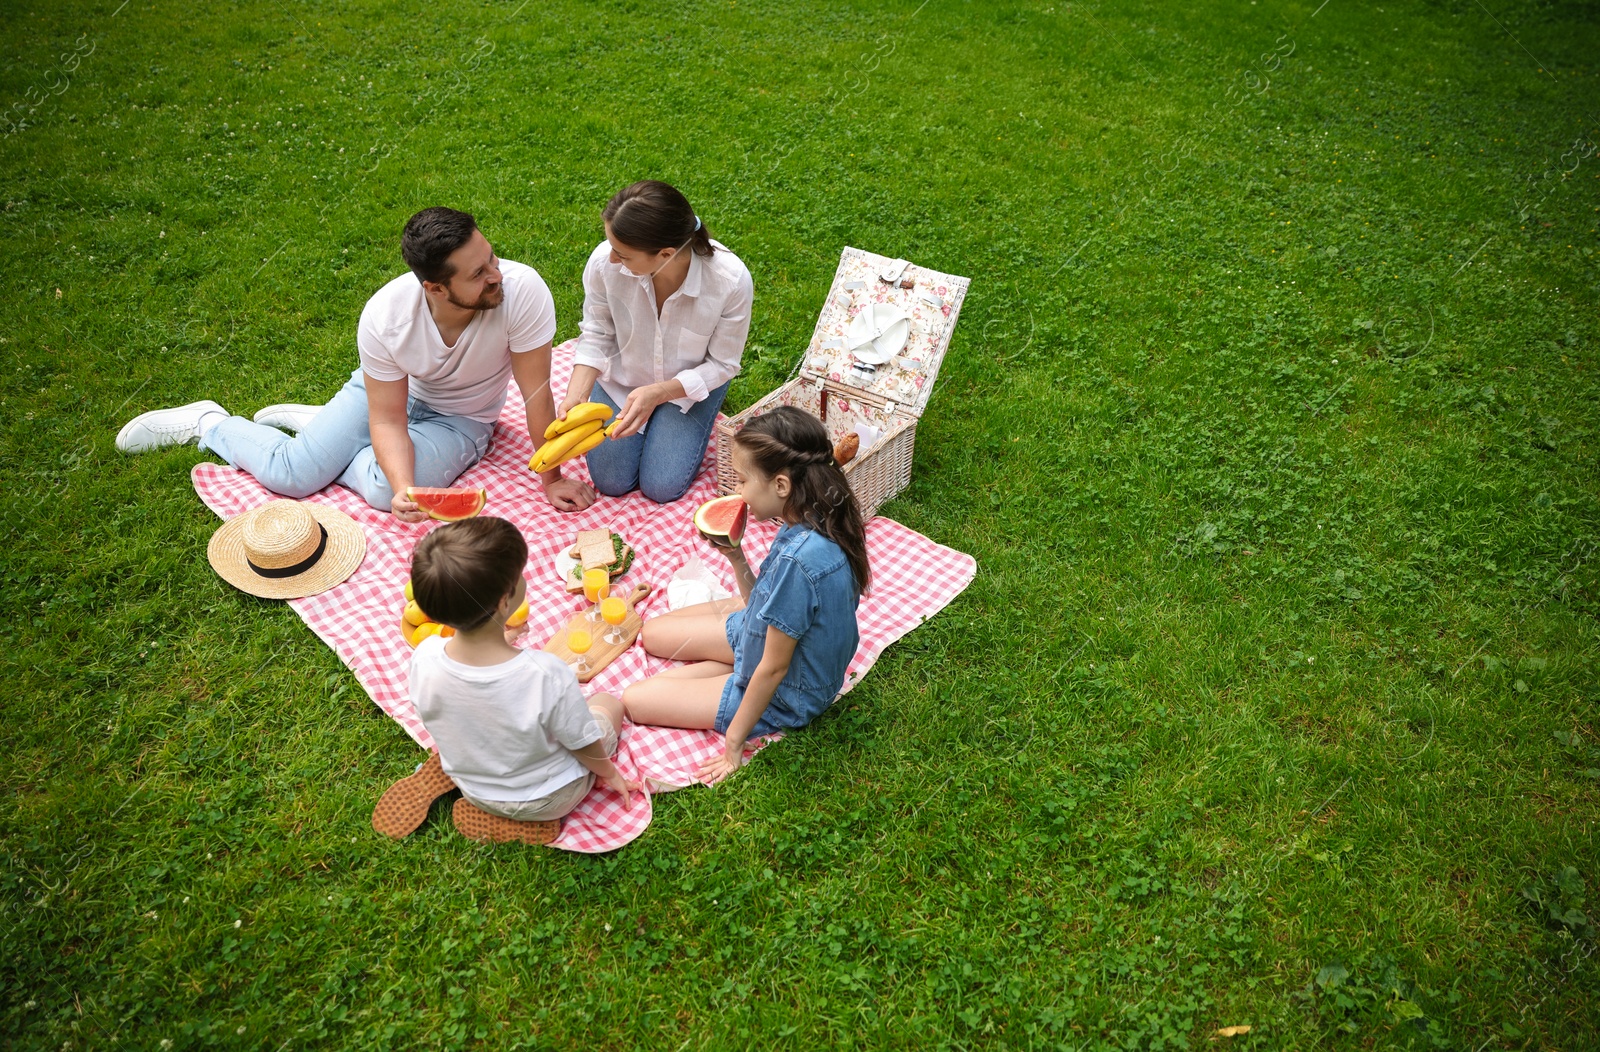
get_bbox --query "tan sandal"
[451,798,560,845]
[371,751,456,839]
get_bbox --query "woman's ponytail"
[734,407,871,596]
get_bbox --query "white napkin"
[667,555,734,611]
[853,422,885,453]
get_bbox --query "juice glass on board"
[600,596,628,645]
[583,568,610,622]
[568,627,593,676]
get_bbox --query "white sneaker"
[253,403,323,432]
[116,400,229,453]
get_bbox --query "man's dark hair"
[410,516,527,631]
[401,207,479,284]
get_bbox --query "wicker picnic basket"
[716,247,970,519]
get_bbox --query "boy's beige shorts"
[463,706,620,822]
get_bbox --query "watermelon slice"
[406,486,486,521]
[694,494,748,545]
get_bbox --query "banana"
[567,428,607,459]
[604,419,624,439]
[543,402,613,441]
[529,419,604,473]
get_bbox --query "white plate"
[846,304,911,364]
[553,548,580,586]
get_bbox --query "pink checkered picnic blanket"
[191,340,976,852]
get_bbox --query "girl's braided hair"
[733,406,870,596]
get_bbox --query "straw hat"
[207,499,367,599]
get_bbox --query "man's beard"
[447,282,504,311]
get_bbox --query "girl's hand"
[608,384,666,440]
[702,530,745,560]
[697,743,745,786]
[503,620,529,646]
[603,769,643,809]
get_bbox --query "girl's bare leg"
[654,660,735,680]
[639,605,738,664]
[651,597,745,619]
[622,673,731,730]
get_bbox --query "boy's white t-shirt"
[357,258,557,424]
[409,636,603,802]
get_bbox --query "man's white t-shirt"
[357,258,557,424]
[409,636,603,801]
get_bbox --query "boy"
[377,516,637,844]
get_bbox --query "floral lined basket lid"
[796,247,971,418]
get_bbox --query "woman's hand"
[697,742,745,786]
[555,366,602,422]
[554,389,589,422]
[607,383,669,440]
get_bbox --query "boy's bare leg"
[587,691,623,733]
[622,673,731,730]
[639,609,737,664]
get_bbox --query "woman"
[558,180,753,503]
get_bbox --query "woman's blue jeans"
[584,382,729,504]
[200,369,494,510]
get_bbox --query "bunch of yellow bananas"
[530,403,618,474]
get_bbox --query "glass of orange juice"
[568,627,593,675]
[582,568,610,622]
[600,596,628,645]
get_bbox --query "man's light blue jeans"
[584,381,729,504]
[200,369,495,510]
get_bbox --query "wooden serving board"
[542,582,651,682]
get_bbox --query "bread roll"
[833,432,860,465]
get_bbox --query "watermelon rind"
[406,486,486,522]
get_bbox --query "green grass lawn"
[3,0,1599,1047]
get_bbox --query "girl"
[622,407,871,783]
[558,180,754,503]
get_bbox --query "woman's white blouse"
[572,239,754,412]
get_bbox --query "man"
[117,207,596,517]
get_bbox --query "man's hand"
[543,475,596,513]
[607,383,667,440]
[697,743,745,786]
[390,490,430,523]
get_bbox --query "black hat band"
[247,524,329,579]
